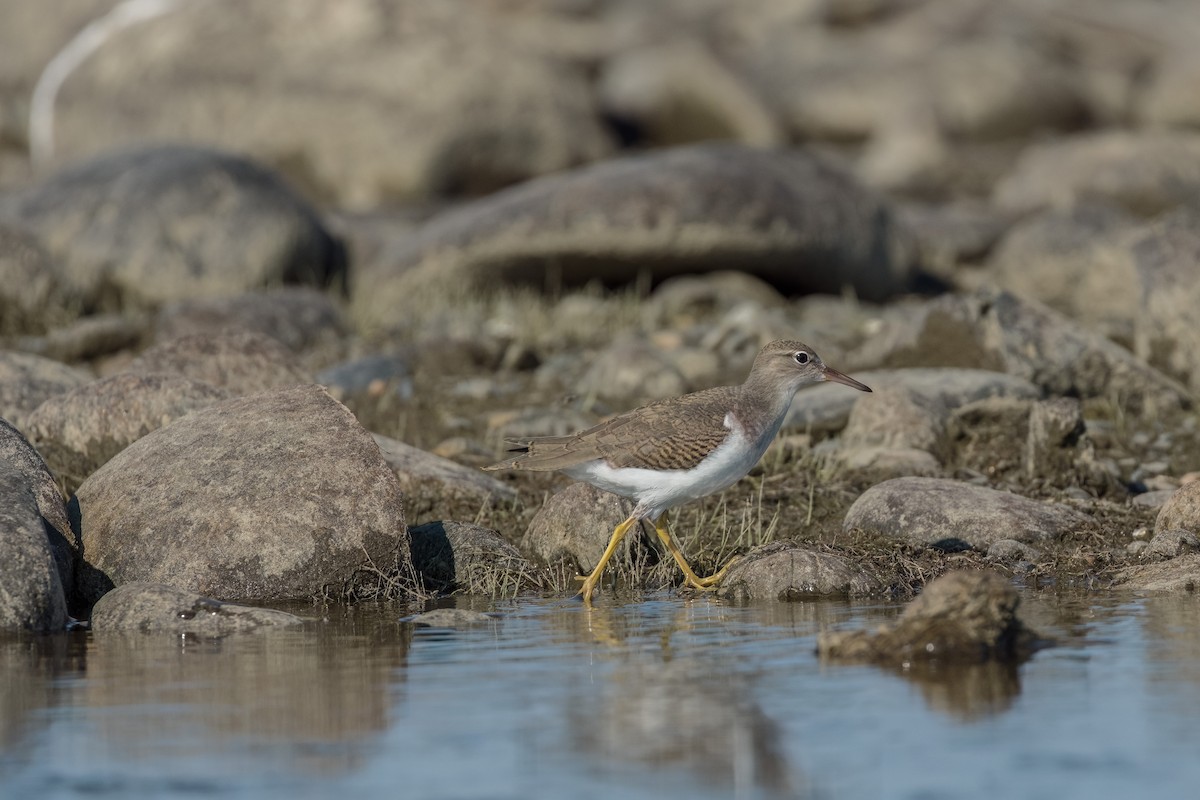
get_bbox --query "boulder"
[716,541,879,602]
[844,477,1090,550]
[126,331,312,395]
[74,384,413,604]
[409,520,543,596]
[0,460,68,631]
[522,483,652,575]
[90,582,306,634]
[3,144,344,312]
[24,372,232,493]
[0,351,91,432]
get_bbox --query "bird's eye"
[794,351,809,365]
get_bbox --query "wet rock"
[3,145,345,311]
[358,143,915,326]
[74,385,413,604]
[785,368,1038,435]
[48,1,612,208]
[716,541,879,602]
[1156,482,1200,535]
[0,351,91,431]
[1145,530,1200,561]
[818,571,1039,664]
[407,608,496,628]
[410,520,541,596]
[126,331,312,395]
[598,40,784,148]
[994,131,1200,217]
[844,477,1090,550]
[0,418,76,596]
[17,313,148,364]
[0,221,61,335]
[522,483,652,575]
[1111,554,1200,592]
[90,582,305,634]
[24,373,233,494]
[988,203,1140,339]
[1129,208,1200,393]
[575,339,689,403]
[155,287,347,355]
[372,434,517,520]
[0,460,68,631]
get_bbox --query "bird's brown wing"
[484,387,738,473]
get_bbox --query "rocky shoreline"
[2,0,1199,637]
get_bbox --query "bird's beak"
[822,366,872,393]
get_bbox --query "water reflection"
[0,634,86,762]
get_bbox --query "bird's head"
[751,339,873,395]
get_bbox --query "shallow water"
[2,591,1199,800]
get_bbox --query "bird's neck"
[732,373,796,443]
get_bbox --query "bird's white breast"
[562,412,776,519]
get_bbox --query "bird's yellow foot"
[682,556,739,590]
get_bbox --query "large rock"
[1156,482,1200,535]
[994,131,1200,217]
[1,145,345,312]
[372,433,517,520]
[24,372,232,494]
[522,483,651,575]
[356,143,915,327]
[90,582,306,635]
[154,287,348,355]
[1,417,77,597]
[818,571,1039,665]
[0,351,91,432]
[716,541,879,602]
[0,460,68,631]
[44,0,613,207]
[844,477,1091,550]
[409,520,543,596]
[126,331,313,395]
[74,385,413,604]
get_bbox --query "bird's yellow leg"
[577,515,638,606]
[653,514,736,590]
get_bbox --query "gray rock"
[1024,397,1086,480]
[844,477,1090,550]
[575,339,690,403]
[785,368,1038,435]
[155,287,348,354]
[1132,489,1176,510]
[716,542,879,602]
[818,571,1039,664]
[24,372,232,494]
[986,539,1042,564]
[409,520,542,596]
[0,417,76,598]
[994,131,1200,217]
[90,582,305,634]
[1156,482,1200,535]
[74,385,413,604]
[358,143,915,325]
[407,608,497,628]
[3,145,344,311]
[1111,554,1200,592]
[1130,208,1200,393]
[837,446,941,480]
[522,483,651,575]
[17,313,148,363]
[127,331,313,395]
[0,460,68,631]
[0,351,91,432]
[46,2,612,208]
[898,200,1013,277]
[643,271,787,331]
[842,384,948,456]
[988,203,1141,339]
[372,433,517,520]
[1146,529,1200,561]
[0,221,62,336]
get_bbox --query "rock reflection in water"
[77,609,411,774]
[0,633,86,761]
[895,660,1022,721]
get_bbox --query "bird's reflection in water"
[569,602,805,799]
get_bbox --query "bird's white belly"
[563,426,768,518]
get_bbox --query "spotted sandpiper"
[485,339,871,604]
